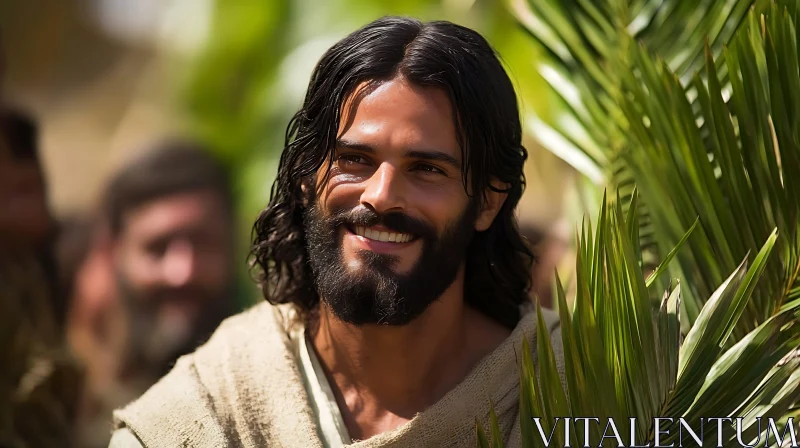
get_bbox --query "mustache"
[116,273,211,310]
[324,205,435,238]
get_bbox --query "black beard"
[303,200,477,326]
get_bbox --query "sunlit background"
[1,0,586,302]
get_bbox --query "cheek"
[317,174,363,210]
[409,184,471,231]
[120,247,160,288]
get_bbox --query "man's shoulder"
[212,300,298,338]
[112,301,305,447]
[186,300,301,373]
[111,353,229,447]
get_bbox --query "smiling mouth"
[352,225,414,243]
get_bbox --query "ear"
[474,179,509,232]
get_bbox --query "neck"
[309,268,511,440]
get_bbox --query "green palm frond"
[513,0,800,333]
[508,0,758,179]
[508,0,754,179]
[480,192,800,447]
[618,2,800,331]
[483,2,800,446]
[507,0,766,300]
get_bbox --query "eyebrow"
[336,138,461,170]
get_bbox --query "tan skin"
[311,76,512,441]
[113,189,233,321]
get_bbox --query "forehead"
[338,77,461,159]
[121,190,227,239]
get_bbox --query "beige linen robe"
[112,301,564,447]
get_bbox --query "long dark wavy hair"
[251,16,533,328]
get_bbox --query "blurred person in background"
[58,214,122,448]
[0,108,67,326]
[0,54,83,444]
[66,141,238,447]
[0,108,55,251]
[61,213,135,448]
[101,140,237,379]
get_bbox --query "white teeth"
[354,226,411,243]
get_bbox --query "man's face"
[112,189,233,366]
[304,77,479,326]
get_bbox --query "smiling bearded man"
[110,16,564,448]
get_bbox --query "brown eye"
[413,163,445,175]
[339,154,369,165]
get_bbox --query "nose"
[162,239,196,287]
[359,162,405,214]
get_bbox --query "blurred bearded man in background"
[111,17,564,448]
[69,142,238,447]
[100,143,237,377]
